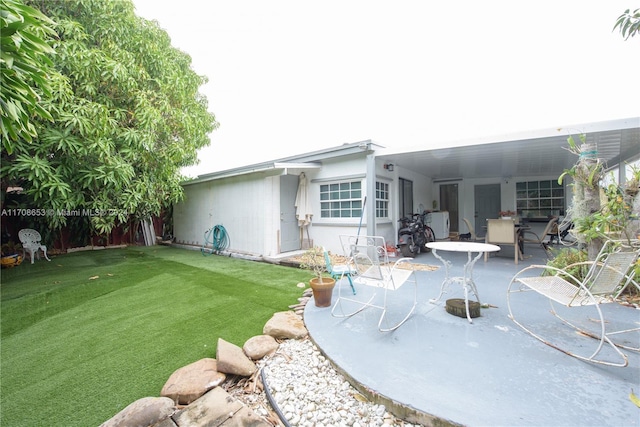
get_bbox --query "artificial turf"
[0,246,308,426]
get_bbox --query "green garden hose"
[201,225,230,256]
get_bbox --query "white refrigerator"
[428,211,450,240]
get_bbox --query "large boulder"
[216,338,257,376]
[160,358,226,405]
[243,335,279,360]
[263,311,307,339]
[169,387,270,427]
[99,396,175,427]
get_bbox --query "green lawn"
[0,246,308,426]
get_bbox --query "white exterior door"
[280,175,300,252]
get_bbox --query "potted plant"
[499,210,516,219]
[299,245,336,307]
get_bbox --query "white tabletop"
[427,241,501,253]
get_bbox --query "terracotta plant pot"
[309,277,336,308]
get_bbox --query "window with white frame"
[376,181,389,218]
[320,181,362,218]
[516,180,565,217]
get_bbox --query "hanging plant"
[558,134,605,190]
[559,135,640,258]
[559,134,606,259]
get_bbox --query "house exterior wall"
[174,157,571,258]
[173,150,442,258]
[174,172,280,256]
[303,158,435,253]
[303,154,368,254]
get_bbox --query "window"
[399,178,413,218]
[376,181,389,218]
[516,180,564,217]
[320,181,362,218]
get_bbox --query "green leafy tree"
[0,0,56,153]
[2,0,218,236]
[614,8,640,39]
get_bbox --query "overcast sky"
[132,1,639,177]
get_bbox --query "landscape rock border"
[99,304,310,427]
[99,286,436,427]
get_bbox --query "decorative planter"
[1,254,23,268]
[309,277,336,308]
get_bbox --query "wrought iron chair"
[18,229,51,264]
[323,247,355,295]
[331,235,418,332]
[507,240,640,367]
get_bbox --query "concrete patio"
[303,243,640,426]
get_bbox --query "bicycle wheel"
[425,226,436,243]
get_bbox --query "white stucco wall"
[301,154,368,254]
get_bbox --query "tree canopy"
[614,8,640,40]
[0,0,56,150]
[1,0,218,235]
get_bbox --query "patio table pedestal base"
[427,241,501,323]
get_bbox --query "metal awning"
[376,117,639,181]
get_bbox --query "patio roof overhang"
[376,117,640,181]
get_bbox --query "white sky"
[132,0,639,177]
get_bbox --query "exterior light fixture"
[384,163,394,172]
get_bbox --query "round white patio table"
[426,241,500,323]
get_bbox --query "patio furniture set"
[477,216,559,264]
[327,234,640,367]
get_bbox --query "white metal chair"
[18,229,51,264]
[507,240,640,367]
[484,219,521,264]
[331,235,418,332]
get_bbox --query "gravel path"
[261,338,424,427]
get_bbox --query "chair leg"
[378,271,418,332]
[41,245,51,262]
[347,275,356,295]
[507,278,629,367]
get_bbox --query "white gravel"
[262,338,423,427]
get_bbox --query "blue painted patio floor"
[303,244,640,427]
